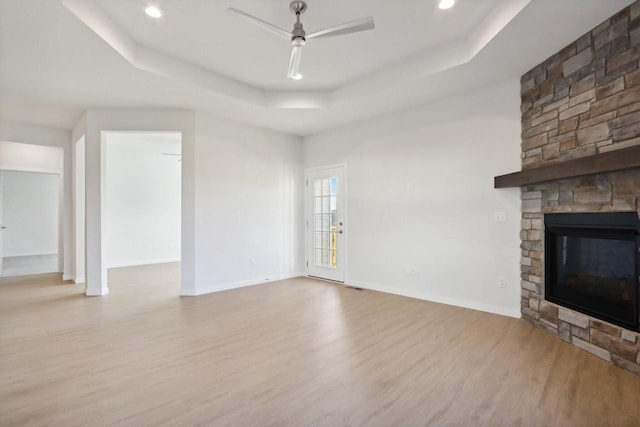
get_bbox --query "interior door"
[306,165,345,282]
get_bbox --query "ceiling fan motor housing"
[290,1,307,15]
[292,22,306,43]
[291,1,306,43]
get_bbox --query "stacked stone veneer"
[519,2,640,376]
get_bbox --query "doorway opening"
[0,170,60,276]
[0,141,64,278]
[103,131,182,292]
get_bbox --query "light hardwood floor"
[1,263,639,426]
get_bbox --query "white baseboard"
[85,286,109,296]
[346,279,521,319]
[62,274,74,281]
[106,257,181,269]
[179,274,519,318]
[3,251,58,258]
[74,276,85,284]
[181,272,304,297]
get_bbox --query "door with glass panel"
[306,165,345,282]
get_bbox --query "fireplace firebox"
[545,212,640,332]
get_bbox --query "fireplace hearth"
[545,213,640,331]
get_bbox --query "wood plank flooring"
[1,263,639,426]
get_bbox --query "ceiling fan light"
[438,0,455,10]
[145,5,163,18]
[230,2,375,81]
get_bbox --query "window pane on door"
[322,214,330,231]
[313,177,338,268]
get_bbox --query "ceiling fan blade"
[227,8,292,40]
[306,16,375,40]
[287,46,303,79]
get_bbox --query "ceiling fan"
[227,1,375,80]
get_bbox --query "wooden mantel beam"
[494,145,640,188]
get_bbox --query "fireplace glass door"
[545,213,640,331]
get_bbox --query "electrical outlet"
[405,181,417,191]
[406,265,417,276]
[494,211,507,222]
[498,276,506,288]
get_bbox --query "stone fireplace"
[516,2,640,375]
[544,212,639,331]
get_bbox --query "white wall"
[79,109,300,296]
[81,109,195,296]
[303,80,522,317]
[0,140,63,174]
[104,132,181,268]
[1,170,59,257]
[191,113,304,295]
[0,121,72,278]
[73,109,303,295]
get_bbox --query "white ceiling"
[96,0,503,90]
[0,0,634,136]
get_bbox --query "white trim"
[179,288,198,297]
[2,251,58,257]
[306,275,344,284]
[343,164,348,282]
[105,257,181,269]
[74,276,85,284]
[85,286,109,296]
[0,167,61,175]
[304,171,308,276]
[62,274,73,281]
[347,279,522,319]
[181,272,305,297]
[304,163,347,173]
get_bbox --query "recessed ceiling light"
[291,74,303,80]
[438,0,455,10]
[145,5,162,18]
